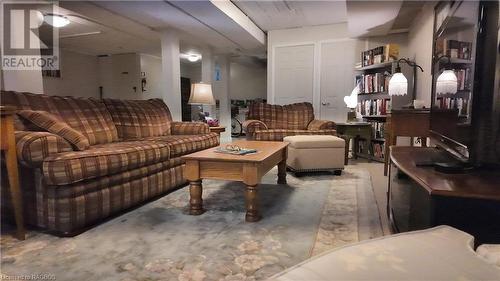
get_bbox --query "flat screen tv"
[430,0,500,168]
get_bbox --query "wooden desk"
[388,146,500,245]
[384,109,430,176]
[336,122,372,165]
[0,106,25,240]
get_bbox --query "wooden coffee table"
[182,140,288,222]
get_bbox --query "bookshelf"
[354,48,414,163]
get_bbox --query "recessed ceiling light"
[44,14,70,28]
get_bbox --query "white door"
[320,40,357,122]
[273,44,314,105]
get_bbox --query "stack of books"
[361,44,400,67]
[435,39,473,60]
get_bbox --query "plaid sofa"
[243,102,337,141]
[1,91,219,235]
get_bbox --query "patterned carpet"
[1,167,381,281]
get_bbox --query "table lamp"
[188,83,215,122]
[344,83,359,122]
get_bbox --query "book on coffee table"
[215,147,257,155]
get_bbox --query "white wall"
[407,2,436,107]
[229,61,266,101]
[267,23,409,118]
[43,50,99,98]
[140,54,163,99]
[97,53,142,100]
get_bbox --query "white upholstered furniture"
[270,226,500,280]
[283,135,345,174]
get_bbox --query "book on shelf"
[372,142,385,159]
[357,98,391,116]
[455,68,471,90]
[356,140,385,160]
[372,122,385,139]
[436,97,469,116]
[435,38,472,60]
[361,44,400,67]
[359,72,391,93]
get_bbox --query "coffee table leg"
[189,180,204,215]
[245,184,261,222]
[277,160,287,184]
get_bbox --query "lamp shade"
[188,83,215,105]
[388,72,408,96]
[436,70,458,95]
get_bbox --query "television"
[430,0,500,168]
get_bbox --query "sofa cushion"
[142,133,219,158]
[2,91,118,145]
[43,141,171,185]
[102,98,173,139]
[17,110,90,151]
[284,135,345,149]
[247,102,315,130]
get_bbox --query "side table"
[0,106,25,240]
[209,126,226,137]
[336,122,372,165]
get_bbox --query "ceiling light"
[44,14,70,28]
[187,54,200,62]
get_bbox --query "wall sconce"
[435,55,458,95]
[388,58,424,98]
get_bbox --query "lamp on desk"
[388,58,424,99]
[188,82,215,122]
[344,83,360,122]
[435,55,458,95]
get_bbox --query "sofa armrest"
[307,119,336,130]
[243,120,268,139]
[170,122,210,135]
[15,131,74,168]
[477,244,500,268]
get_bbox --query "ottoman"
[283,135,345,175]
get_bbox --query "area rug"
[0,167,381,281]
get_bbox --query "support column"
[213,55,231,142]
[160,29,181,121]
[201,47,214,116]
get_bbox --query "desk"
[388,146,500,245]
[1,106,25,240]
[336,122,372,165]
[384,109,430,176]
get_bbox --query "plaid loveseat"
[243,102,337,141]
[1,91,219,235]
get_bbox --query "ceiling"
[48,1,425,59]
[56,1,265,58]
[233,0,348,31]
